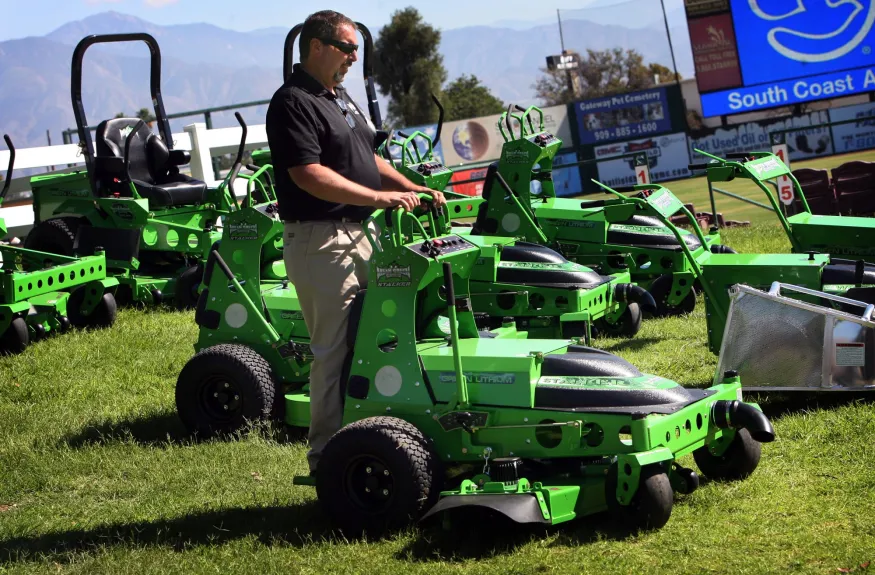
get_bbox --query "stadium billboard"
[686,0,875,117]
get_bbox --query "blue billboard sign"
[702,0,875,116]
[575,87,673,145]
[701,66,875,116]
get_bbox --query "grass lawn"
[2,160,875,573]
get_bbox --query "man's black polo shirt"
[265,64,380,223]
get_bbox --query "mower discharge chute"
[689,149,875,263]
[0,134,118,353]
[452,104,729,318]
[24,33,244,309]
[175,185,774,535]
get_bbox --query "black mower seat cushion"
[540,347,642,378]
[497,242,605,288]
[95,118,207,208]
[608,216,701,251]
[534,346,708,411]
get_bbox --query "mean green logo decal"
[439,372,516,385]
[229,223,258,240]
[821,245,875,256]
[497,261,589,272]
[502,149,531,165]
[376,263,412,287]
[280,310,304,320]
[110,203,134,221]
[544,219,597,229]
[609,223,674,235]
[538,375,674,389]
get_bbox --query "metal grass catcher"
[716,282,875,391]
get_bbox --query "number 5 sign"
[634,153,651,185]
[770,134,794,206]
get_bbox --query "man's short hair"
[299,10,355,61]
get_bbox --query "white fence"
[0,121,268,238]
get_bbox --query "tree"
[136,108,156,124]
[533,48,677,106]
[442,75,505,121]
[648,63,681,84]
[374,7,447,127]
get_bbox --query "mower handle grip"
[688,163,711,171]
[442,262,455,307]
[725,152,751,159]
[2,134,14,200]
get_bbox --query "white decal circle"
[225,303,248,328]
[375,365,403,397]
[502,213,521,233]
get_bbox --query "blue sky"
[0,0,635,41]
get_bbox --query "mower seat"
[534,346,711,412]
[94,118,207,208]
[471,162,502,235]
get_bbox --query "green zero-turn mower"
[446,104,734,318]
[689,149,875,262]
[0,135,118,353]
[23,33,242,309]
[250,23,658,339]
[174,185,775,535]
[375,99,657,338]
[588,179,875,356]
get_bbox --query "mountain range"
[0,9,694,156]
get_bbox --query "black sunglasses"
[319,37,358,55]
[335,98,357,129]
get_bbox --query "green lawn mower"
[689,149,875,262]
[23,33,241,309]
[0,135,118,353]
[175,188,775,535]
[588,179,875,355]
[375,100,656,338]
[453,104,732,318]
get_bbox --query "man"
[265,10,445,475]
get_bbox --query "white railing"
[0,122,269,238]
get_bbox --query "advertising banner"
[828,101,875,154]
[440,105,572,167]
[688,13,743,92]
[699,0,875,116]
[594,132,691,188]
[446,166,489,197]
[387,123,444,164]
[552,151,583,198]
[574,88,673,145]
[684,0,730,18]
[688,110,834,161]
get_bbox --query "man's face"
[321,23,358,86]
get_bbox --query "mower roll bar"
[283,21,382,129]
[71,33,174,183]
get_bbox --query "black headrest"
[95,118,154,158]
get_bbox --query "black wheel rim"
[198,375,243,422]
[342,454,396,514]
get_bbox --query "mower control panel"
[414,161,451,177]
[530,132,559,147]
[408,235,474,258]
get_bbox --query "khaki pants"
[282,220,376,472]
